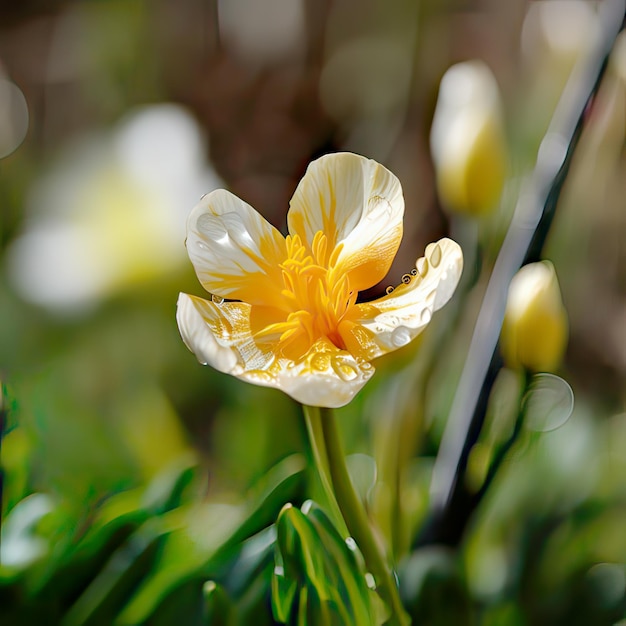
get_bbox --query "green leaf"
[221,528,277,626]
[1,425,33,516]
[114,514,212,626]
[141,455,198,515]
[272,562,298,623]
[26,487,150,609]
[116,455,305,625]
[304,502,374,623]
[272,501,377,626]
[222,454,306,551]
[202,580,234,625]
[61,519,166,626]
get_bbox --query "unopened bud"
[501,261,568,372]
[430,61,507,217]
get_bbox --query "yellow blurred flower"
[177,152,463,407]
[501,261,568,372]
[430,61,507,217]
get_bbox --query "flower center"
[255,231,357,359]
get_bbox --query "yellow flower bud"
[430,61,508,217]
[501,261,568,372]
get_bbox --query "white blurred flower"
[520,1,601,124]
[7,103,222,314]
[521,1,600,82]
[430,61,507,217]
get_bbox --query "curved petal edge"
[356,237,463,357]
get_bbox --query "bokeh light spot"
[0,78,29,159]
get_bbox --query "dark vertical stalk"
[419,0,626,548]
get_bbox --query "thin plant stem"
[302,405,345,533]
[475,369,531,502]
[306,405,410,626]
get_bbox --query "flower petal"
[345,238,463,358]
[186,189,287,304]
[245,340,374,408]
[177,293,373,408]
[177,293,274,374]
[287,153,404,291]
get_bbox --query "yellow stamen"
[253,231,359,359]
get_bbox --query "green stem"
[305,405,410,626]
[476,369,531,502]
[302,405,345,533]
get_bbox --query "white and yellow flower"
[177,153,463,407]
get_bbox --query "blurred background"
[1,1,625,624]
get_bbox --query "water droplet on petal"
[429,243,442,268]
[420,308,432,324]
[416,257,428,276]
[331,356,359,381]
[198,214,230,245]
[247,370,273,382]
[387,315,399,327]
[386,285,395,295]
[401,273,412,284]
[310,352,331,372]
[391,327,411,347]
[211,294,224,304]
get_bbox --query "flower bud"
[430,61,507,217]
[501,261,568,372]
